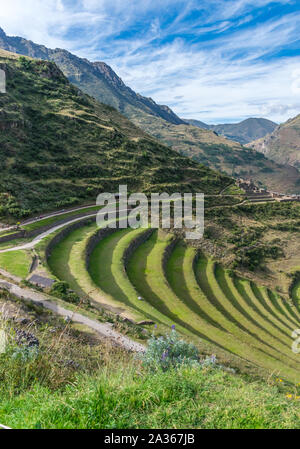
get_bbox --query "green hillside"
[0,27,299,194]
[43,214,300,382]
[0,27,184,125]
[131,112,300,194]
[0,50,231,221]
[1,291,300,429]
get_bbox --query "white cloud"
[0,0,299,123]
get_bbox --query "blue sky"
[1,0,300,123]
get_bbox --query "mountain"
[0,27,299,194]
[182,119,210,129]
[0,49,232,219]
[134,112,300,193]
[247,114,300,171]
[184,118,278,145]
[0,27,184,125]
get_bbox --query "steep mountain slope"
[248,114,300,170]
[0,50,231,220]
[131,112,300,193]
[0,27,299,194]
[184,118,278,145]
[183,118,210,129]
[0,27,184,125]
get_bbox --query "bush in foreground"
[140,330,216,371]
[0,314,299,429]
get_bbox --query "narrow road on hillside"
[0,280,145,353]
[0,194,246,233]
[0,197,255,254]
[0,208,129,253]
[0,203,97,232]
[0,213,97,253]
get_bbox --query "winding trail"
[0,203,96,233]
[0,280,145,353]
[0,214,97,253]
[0,208,129,254]
[0,194,249,234]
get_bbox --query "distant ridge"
[0,49,231,218]
[0,27,184,125]
[0,27,299,194]
[183,117,278,145]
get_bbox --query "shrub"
[140,330,201,371]
[50,281,80,304]
[18,56,32,70]
[50,281,69,297]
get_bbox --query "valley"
[0,28,299,195]
[0,17,299,430]
[0,49,231,220]
[0,188,299,383]
[0,47,299,384]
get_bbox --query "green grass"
[47,223,143,320]
[194,258,300,382]
[0,250,31,278]
[21,206,101,232]
[127,230,216,340]
[1,364,300,429]
[0,208,101,250]
[276,292,300,325]
[222,273,300,379]
[1,288,299,430]
[46,224,300,382]
[47,220,98,299]
[231,278,300,368]
[88,228,173,328]
[242,281,293,346]
[88,228,145,320]
[165,243,271,363]
[268,290,300,328]
[0,229,20,238]
[221,184,245,195]
[0,238,30,251]
[252,284,295,333]
[44,220,300,382]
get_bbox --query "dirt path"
[0,207,130,254]
[0,214,97,253]
[0,203,96,232]
[0,280,145,353]
[0,268,22,283]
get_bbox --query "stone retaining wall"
[45,216,95,261]
[0,230,25,243]
[123,229,154,270]
[85,227,117,269]
[192,251,201,275]
[84,214,134,269]
[162,236,179,278]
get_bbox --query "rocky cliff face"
[0,27,184,125]
[248,115,300,170]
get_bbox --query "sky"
[0,0,300,124]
